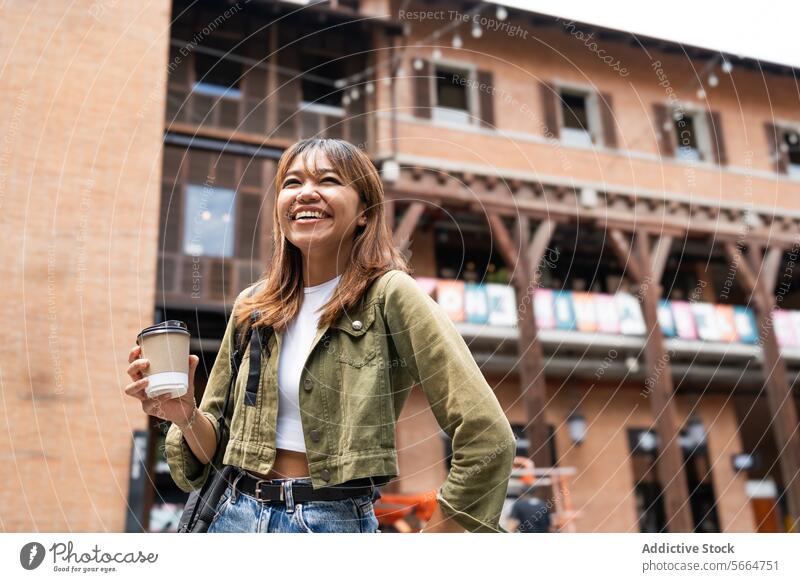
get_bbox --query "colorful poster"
[692,303,722,342]
[733,307,758,343]
[553,291,576,330]
[486,283,518,327]
[572,292,598,332]
[715,305,738,342]
[436,280,465,322]
[657,300,676,337]
[413,277,438,298]
[616,293,646,335]
[671,301,698,340]
[464,283,489,324]
[595,294,620,334]
[533,289,556,330]
[773,311,798,347]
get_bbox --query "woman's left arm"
[382,271,517,533]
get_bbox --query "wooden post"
[724,242,800,532]
[609,228,695,532]
[392,201,425,253]
[487,213,555,468]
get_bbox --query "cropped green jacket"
[165,269,516,532]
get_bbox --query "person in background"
[507,486,552,533]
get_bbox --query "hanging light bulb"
[334,79,346,89]
[396,66,405,77]
[686,415,707,449]
[496,5,508,21]
[342,94,350,107]
[365,82,374,95]
[721,60,733,74]
[413,57,424,71]
[452,32,462,49]
[567,411,587,445]
[432,47,442,61]
[696,87,706,99]
[350,87,360,100]
[707,73,719,87]
[471,21,483,38]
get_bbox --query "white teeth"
[293,210,328,220]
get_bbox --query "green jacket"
[165,269,516,532]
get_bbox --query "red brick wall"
[0,0,170,531]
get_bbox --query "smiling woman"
[128,137,515,533]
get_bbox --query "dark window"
[194,35,242,96]
[300,51,345,108]
[784,130,800,166]
[674,111,700,156]
[435,67,469,111]
[560,91,589,131]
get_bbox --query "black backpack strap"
[183,283,267,531]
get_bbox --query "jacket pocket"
[333,302,378,367]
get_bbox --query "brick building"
[2,0,799,532]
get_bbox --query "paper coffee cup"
[136,320,191,399]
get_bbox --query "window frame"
[773,120,800,176]
[669,103,713,162]
[430,58,478,127]
[554,81,601,146]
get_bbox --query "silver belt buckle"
[255,479,282,500]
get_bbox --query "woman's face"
[277,149,366,256]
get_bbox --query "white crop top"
[275,273,342,452]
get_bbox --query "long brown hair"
[234,138,410,335]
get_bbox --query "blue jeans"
[207,475,381,533]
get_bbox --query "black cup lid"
[137,320,190,343]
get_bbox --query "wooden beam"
[519,220,556,470]
[649,234,674,286]
[607,229,644,284]
[527,219,556,285]
[392,201,425,252]
[727,243,800,531]
[761,246,783,297]
[486,212,526,287]
[633,230,695,533]
[723,243,760,298]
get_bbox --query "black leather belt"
[227,469,376,503]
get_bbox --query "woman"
[125,138,515,533]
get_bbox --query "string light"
[696,87,706,99]
[350,87,360,100]
[452,32,462,48]
[365,82,374,94]
[496,6,508,21]
[707,73,719,87]
[471,21,483,38]
[432,47,442,61]
[721,60,734,74]
[413,58,424,71]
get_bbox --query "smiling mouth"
[291,211,332,222]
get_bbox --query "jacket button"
[352,320,363,331]
[310,429,321,442]
[303,378,313,392]
[320,469,331,481]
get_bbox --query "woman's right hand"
[125,345,200,428]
